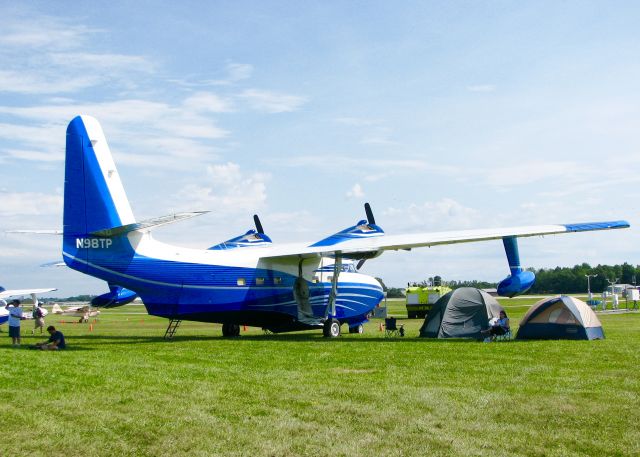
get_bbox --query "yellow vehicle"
[405,285,452,318]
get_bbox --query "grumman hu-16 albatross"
[62,115,629,338]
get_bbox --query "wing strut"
[325,255,342,319]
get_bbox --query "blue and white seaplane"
[61,115,629,338]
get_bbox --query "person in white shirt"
[8,299,25,347]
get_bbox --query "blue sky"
[1,1,638,296]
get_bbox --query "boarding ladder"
[164,319,182,340]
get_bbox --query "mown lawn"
[1,298,638,457]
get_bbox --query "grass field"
[2,297,639,457]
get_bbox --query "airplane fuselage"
[62,232,384,331]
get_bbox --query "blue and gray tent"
[516,295,604,340]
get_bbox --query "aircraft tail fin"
[64,115,135,237]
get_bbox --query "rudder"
[64,115,135,237]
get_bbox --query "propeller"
[357,203,377,271]
[253,214,264,234]
[364,202,375,225]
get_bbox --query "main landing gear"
[222,323,240,337]
[349,323,364,334]
[323,318,341,338]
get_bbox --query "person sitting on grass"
[34,325,66,350]
[481,310,510,342]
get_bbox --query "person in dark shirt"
[35,325,66,350]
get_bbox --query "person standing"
[32,302,46,334]
[8,299,25,347]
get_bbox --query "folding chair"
[384,317,404,337]
[493,328,513,342]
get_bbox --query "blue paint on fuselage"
[63,234,384,326]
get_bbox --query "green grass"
[2,299,639,457]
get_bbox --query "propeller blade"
[356,259,367,270]
[253,214,264,234]
[364,202,375,225]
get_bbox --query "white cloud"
[3,149,61,162]
[182,92,234,113]
[346,183,365,198]
[0,70,101,94]
[48,52,155,73]
[0,14,96,50]
[239,89,307,113]
[466,84,496,92]
[0,12,153,95]
[334,117,382,126]
[226,63,253,82]
[0,191,62,217]
[382,198,484,231]
[174,162,270,213]
[0,99,228,166]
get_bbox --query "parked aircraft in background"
[51,303,100,322]
[0,287,57,325]
[61,115,629,337]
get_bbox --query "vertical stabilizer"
[64,115,135,236]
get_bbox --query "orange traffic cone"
[89,324,93,332]
[379,322,383,332]
[243,325,247,332]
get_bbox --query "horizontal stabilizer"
[5,229,62,235]
[40,261,66,268]
[90,211,209,237]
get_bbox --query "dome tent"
[516,295,604,340]
[419,287,505,339]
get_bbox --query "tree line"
[382,263,639,297]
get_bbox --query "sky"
[0,1,639,297]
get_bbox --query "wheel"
[222,323,241,337]
[323,319,341,338]
[407,312,415,319]
[348,324,364,334]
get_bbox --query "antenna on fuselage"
[253,214,264,234]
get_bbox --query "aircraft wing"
[0,288,57,299]
[258,220,629,260]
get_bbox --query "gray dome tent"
[516,295,604,340]
[419,287,505,339]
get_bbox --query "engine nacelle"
[91,285,138,308]
[497,270,535,298]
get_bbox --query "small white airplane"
[51,303,99,321]
[59,115,629,338]
[0,287,57,325]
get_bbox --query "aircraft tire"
[222,323,241,337]
[323,319,341,338]
[348,324,364,334]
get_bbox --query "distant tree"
[386,288,405,298]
